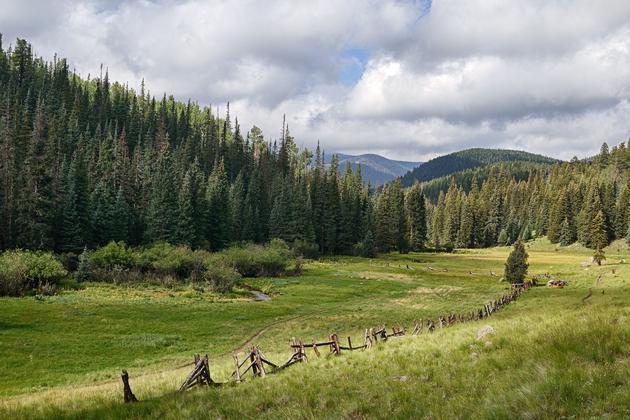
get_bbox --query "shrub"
[136,242,197,278]
[202,263,240,293]
[36,282,58,296]
[0,251,29,296]
[353,231,376,258]
[75,248,91,282]
[216,242,292,277]
[89,241,135,270]
[292,239,320,259]
[0,251,67,296]
[291,256,304,276]
[58,252,79,271]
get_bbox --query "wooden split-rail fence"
[121,282,532,401]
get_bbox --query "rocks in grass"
[546,279,567,288]
[476,325,495,341]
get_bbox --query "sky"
[2,0,630,161]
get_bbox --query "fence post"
[121,370,138,403]
[232,353,241,383]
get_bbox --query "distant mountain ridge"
[326,153,423,186]
[400,148,559,187]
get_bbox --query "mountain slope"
[400,148,558,187]
[327,153,423,186]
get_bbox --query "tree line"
[1,37,628,257]
[425,143,630,251]
[0,37,424,256]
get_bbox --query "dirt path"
[232,314,307,352]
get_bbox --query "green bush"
[217,241,291,277]
[89,241,135,270]
[0,251,29,296]
[202,263,240,293]
[291,239,320,259]
[135,242,199,278]
[75,248,91,282]
[0,251,67,296]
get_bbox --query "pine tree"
[559,217,576,246]
[431,191,446,248]
[322,156,341,254]
[206,160,231,250]
[497,228,508,245]
[90,179,116,246]
[145,145,178,243]
[590,210,609,250]
[504,240,528,284]
[405,183,427,251]
[111,187,129,242]
[176,170,196,246]
[593,247,606,266]
[59,167,83,252]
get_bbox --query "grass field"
[0,238,628,418]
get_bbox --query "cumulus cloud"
[2,0,630,161]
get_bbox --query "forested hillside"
[0,37,375,255]
[424,145,630,249]
[1,37,629,257]
[400,148,558,187]
[327,153,422,186]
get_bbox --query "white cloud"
[2,0,630,161]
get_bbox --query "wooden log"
[363,329,372,350]
[232,353,241,383]
[253,347,266,377]
[241,361,256,376]
[312,338,321,357]
[121,370,138,403]
[330,333,341,355]
[194,354,201,386]
[249,347,259,377]
[291,341,335,348]
[299,340,307,363]
[260,356,279,369]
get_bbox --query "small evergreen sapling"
[504,240,529,284]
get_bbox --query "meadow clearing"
[0,238,628,419]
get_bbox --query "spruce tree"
[59,169,83,252]
[504,240,528,284]
[176,171,196,246]
[559,217,576,246]
[593,247,606,266]
[497,228,508,246]
[111,187,129,242]
[206,160,231,250]
[145,145,178,243]
[590,210,609,250]
[405,183,427,251]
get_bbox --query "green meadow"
[1,238,628,419]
